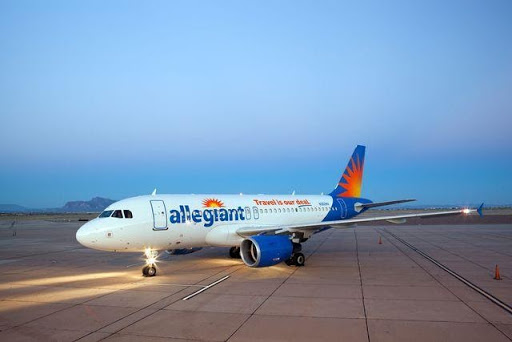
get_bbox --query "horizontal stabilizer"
[355,199,416,211]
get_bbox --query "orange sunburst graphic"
[338,155,364,198]
[202,198,224,208]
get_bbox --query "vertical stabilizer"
[329,145,366,198]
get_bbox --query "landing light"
[144,248,152,258]
[463,208,471,214]
[144,248,158,265]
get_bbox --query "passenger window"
[264,209,268,213]
[278,208,281,213]
[245,207,251,220]
[112,210,123,218]
[123,210,133,218]
[273,209,277,213]
[253,206,259,219]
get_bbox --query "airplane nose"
[76,222,95,247]
[76,226,85,245]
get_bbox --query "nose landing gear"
[143,249,158,277]
[142,264,156,276]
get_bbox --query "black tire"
[285,258,294,266]
[142,266,149,276]
[229,247,241,259]
[294,253,305,267]
[146,266,157,277]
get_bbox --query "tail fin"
[330,145,366,198]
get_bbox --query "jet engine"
[240,235,293,267]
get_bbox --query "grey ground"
[0,219,511,341]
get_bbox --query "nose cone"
[76,226,86,246]
[76,221,97,248]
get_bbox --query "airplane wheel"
[142,266,149,276]
[294,253,305,267]
[146,266,157,277]
[285,258,294,266]
[229,247,241,259]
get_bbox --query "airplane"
[76,145,483,277]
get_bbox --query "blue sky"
[1,0,511,208]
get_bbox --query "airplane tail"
[329,145,366,198]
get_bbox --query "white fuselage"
[76,194,340,252]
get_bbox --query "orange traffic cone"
[378,236,382,245]
[494,265,502,280]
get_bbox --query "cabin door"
[150,200,167,230]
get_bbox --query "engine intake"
[240,235,293,267]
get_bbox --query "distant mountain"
[0,204,29,213]
[61,197,116,212]
[0,197,116,213]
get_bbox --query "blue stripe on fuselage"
[321,196,372,223]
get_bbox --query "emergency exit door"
[150,200,167,230]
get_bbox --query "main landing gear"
[229,246,241,259]
[142,249,158,277]
[286,243,305,267]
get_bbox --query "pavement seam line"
[380,228,512,342]
[354,228,371,342]
[399,227,510,274]
[224,231,334,342]
[82,264,245,342]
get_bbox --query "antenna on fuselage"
[151,188,157,196]
[292,190,295,195]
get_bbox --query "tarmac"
[0,218,511,341]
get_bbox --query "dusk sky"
[1,1,511,208]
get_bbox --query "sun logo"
[338,155,364,198]
[202,198,224,208]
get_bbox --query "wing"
[236,204,484,237]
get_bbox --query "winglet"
[151,188,157,196]
[477,203,484,217]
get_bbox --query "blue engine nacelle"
[240,235,293,267]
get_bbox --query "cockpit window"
[112,210,123,218]
[123,210,133,219]
[99,210,113,218]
